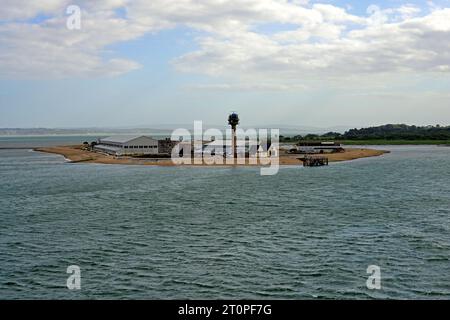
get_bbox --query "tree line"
[280,124,450,141]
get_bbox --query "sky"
[0,0,450,129]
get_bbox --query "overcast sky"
[1,0,450,128]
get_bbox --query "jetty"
[299,155,329,167]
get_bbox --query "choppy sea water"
[0,138,449,299]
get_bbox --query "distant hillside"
[342,124,450,140]
[4,124,450,142]
[0,125,351,136]
[280,124,450,143]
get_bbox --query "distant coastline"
[3,123,450,146]
[342,140,450,145]
[290,140,450,146]
[280,124,450,146]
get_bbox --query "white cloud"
[0,0,449,83]
[397,5,422,20]
[186,82,308,91]
[0,2,144,79]
[0,0,66,20]
[173,7,450,88]
[313,4,365,23]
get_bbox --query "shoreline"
[34,145,389,166]
[281,140,450,146]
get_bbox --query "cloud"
[396,5,422,20]
[173,7,450,87]
[0,2,145,79]
[0,0,65,20]
[0,21,141,79]
[0,0,449,83]
[186,82,308,91]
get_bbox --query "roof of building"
[297,141,341,146]
[100,135,156,144]
[94,145,123,153]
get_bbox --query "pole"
[232,126,237,160]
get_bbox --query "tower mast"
[228,113,240,161]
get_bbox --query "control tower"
[228,113,240,160]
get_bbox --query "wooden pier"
[299,155,329,167]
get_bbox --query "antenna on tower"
[228,112,240,128]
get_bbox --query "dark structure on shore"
[158,138,177,155]
[300,155,329,167]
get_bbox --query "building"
[158,138,178,155]
[94,135,159,156]
[289,141,344,154]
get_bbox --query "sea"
[0,136,449,299]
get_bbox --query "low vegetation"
[280,124,450,145]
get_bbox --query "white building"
[94,135,159,156]
[290,141,344,154]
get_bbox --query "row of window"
[124,146,157,149]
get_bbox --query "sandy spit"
[34,145,389,167]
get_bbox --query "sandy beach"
[34,145,389,166]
